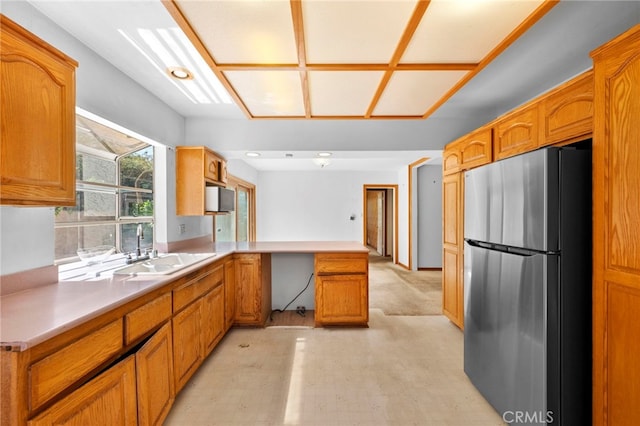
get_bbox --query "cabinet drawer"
[204,150,219,181]
[173,265,224,312]
[124,292,172,344]
[29,320,123,411]
[28,356,137,426]
[315,253,368,275]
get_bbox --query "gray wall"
[417,165,442,269]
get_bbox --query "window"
[214,176,255,242]
[54,113,154,262]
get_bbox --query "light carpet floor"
[368,255,442,316]
[165,255,505,426]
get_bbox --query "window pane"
[55,191,116,223]
[237,188,249,242]
[215,213,235,242]
[120,191,153,217]
[121,222,154,254]
[55,224,116,260]
[120,146,153,189]
[77,153,116,184]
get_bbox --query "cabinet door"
[28,357,137,426]
[459,127,492,170]
[234,254,261,324]
[592,24,640,426]
[0,16,77,206]
[442,172,464,329]
[136,322,175,426]
[494,105,539,160]
[219,160,228,184]
[315,275,368,325]
[204,150,219,182]
[442,143,461,175]
[442,247,462,328]
[224,258,236,331]
[172,299,203,392]
[202,284,225,356]
[541,71,593,146]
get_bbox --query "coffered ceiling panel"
[374,70,470,117]
[402,0,547,63]
[224,70,305,117]
[173,0,298,64]
[302,0,418,64]
[165,0,555,119]
[309,71,385,116]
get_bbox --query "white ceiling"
[23,0,640,171]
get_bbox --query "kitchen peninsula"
[0,241,368,426]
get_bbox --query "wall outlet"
[178,224,186,234]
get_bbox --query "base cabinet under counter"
[314,252,369,327]
[27,320,175,426]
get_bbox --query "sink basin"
[112,253,216,276]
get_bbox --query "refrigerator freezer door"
[464,243,557,420]
[464,148,559,252]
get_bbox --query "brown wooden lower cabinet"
[28,356,138,426]
[3,248,372,425]
[135,322,174,426]
[172,298,204,393]
[314,253,369,326]
[234,253,271,326]
[202,284,225,356]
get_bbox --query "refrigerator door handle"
[465,239,542,256]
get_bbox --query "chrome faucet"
[126,224,150,264]
[136,223,144,257]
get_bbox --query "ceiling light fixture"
[168,67,193,80]
[313,158,331,168]
[245,152,260,157]
[317,152,332,157]
[118,27,232,105]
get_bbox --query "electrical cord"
[270,272,314,321]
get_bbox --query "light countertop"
[1,241,367,351]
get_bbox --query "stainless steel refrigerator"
[463,146,591,425]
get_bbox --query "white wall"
[256,170,397,242]
[1,2,185,275]
[271,253,315,310]
[417,165,443,268]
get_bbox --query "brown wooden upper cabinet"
[540,70,594,147]
[442,126,492,176]
[494,104,540,160]
[0,15,78,206]
[176,146,228,215]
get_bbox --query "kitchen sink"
[112,252,216,275]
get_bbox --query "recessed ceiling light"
[245,152,260,157]
[317,152,332,157]
[167,67,193,80]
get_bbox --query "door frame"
[363,184,398,263]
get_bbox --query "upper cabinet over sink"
[176,146,228,216]
[0,15,78,206]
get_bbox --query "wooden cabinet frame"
[0,15,77,206]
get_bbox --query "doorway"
[363,185,397,262]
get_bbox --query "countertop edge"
[1,241,368,351]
